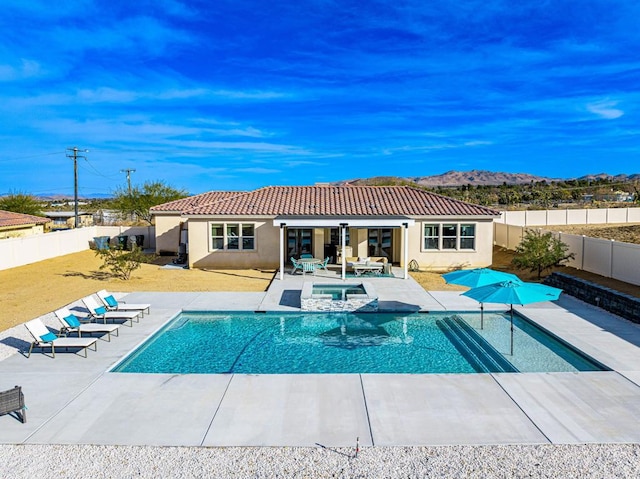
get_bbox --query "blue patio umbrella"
[462,280,562,355]
[442,268,522,288]
[443,268,522,329]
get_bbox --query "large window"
[423,223,476,250]
[210,223,255,251]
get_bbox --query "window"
[423,222,476,251]
[210,222,256,251]
[423,224,439,250]
[460,224,475,250]
[442,224,457,250]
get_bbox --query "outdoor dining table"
[298,257,321,275]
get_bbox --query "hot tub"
[300,282,378,312]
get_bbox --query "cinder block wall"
[544,272,640,324]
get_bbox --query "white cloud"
[586,100,624,119]
[0,59,43,82]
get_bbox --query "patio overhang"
[273,216,415,228]
[275,216,415,281]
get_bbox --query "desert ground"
[543,223,640,244]
[1,237,637,332]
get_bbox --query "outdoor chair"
[24,318,98,358]
[0,386,26,423]
[300,253,313,259]
[290,257,303,275]
[96,289,151,317]
[54,307,120,341]
[315,257,330,272]
[81,295,141,327]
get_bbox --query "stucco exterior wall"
[184,216,495,271]
[407,218,494,271]
[188,218,280,269]
[0,224,45,239]
[154,214,183,254]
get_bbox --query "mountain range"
[335,170,640,187]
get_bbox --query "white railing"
[0,226,156,271]
[494,208,640,286]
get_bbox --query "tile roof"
[159,186,499,217]
[150,191,243,212]
[0,210,51,228]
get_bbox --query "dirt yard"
[543,223,640,244]
[1,243,637,333]
[0,250,275,331]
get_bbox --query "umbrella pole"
[510,306,514,356]
[480,303,484,329]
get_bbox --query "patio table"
[298,257,321,276]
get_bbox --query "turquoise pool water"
[113,312,606,374]
[312,283,366,300]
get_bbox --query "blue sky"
[1,0,639,196]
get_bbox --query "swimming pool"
[113,311,606,374]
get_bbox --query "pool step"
[437,315,518,373]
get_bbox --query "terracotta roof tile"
[168,186,499,217]
[150,191,243,212]
[0,210,51,228]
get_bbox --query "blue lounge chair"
[54,307,120,341]
[24,318,98,358]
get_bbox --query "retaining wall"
[544,272,640,324]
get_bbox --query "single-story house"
[0,210,51,239]
[42,211,94,229]
[151,185,501,279]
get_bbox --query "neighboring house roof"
[150,191,243,213]
[43,211,89,218]
[155,186,500,217]
[0,210,50,228]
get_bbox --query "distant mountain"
[336,170,640,187]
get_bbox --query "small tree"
[110,181,188,225]
[95,244,146,280]
[0,192,43,216]
[512,229,575,279]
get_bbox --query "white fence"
[496,206,640,226]
[494,210,640,286]
[0,226,156,271]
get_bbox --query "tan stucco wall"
[182,216,495,271]
[188,218,280,269]
[407,219,494,271]
[154,214,184,254]
[0,224,45,239]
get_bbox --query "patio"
[1,275,640,447]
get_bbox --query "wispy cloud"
[586,99,624,119]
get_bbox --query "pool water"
[312,284,366,300]
[113,312,606,374]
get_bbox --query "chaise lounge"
[96,290,151,317]
[54,307,120,341]
[82,295,142,326]
[24,318,98,358]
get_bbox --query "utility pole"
[120,168,136,194]
[66,147,89,228]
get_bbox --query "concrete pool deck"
[1,273,640,447]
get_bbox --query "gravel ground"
[1,443,639,478]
